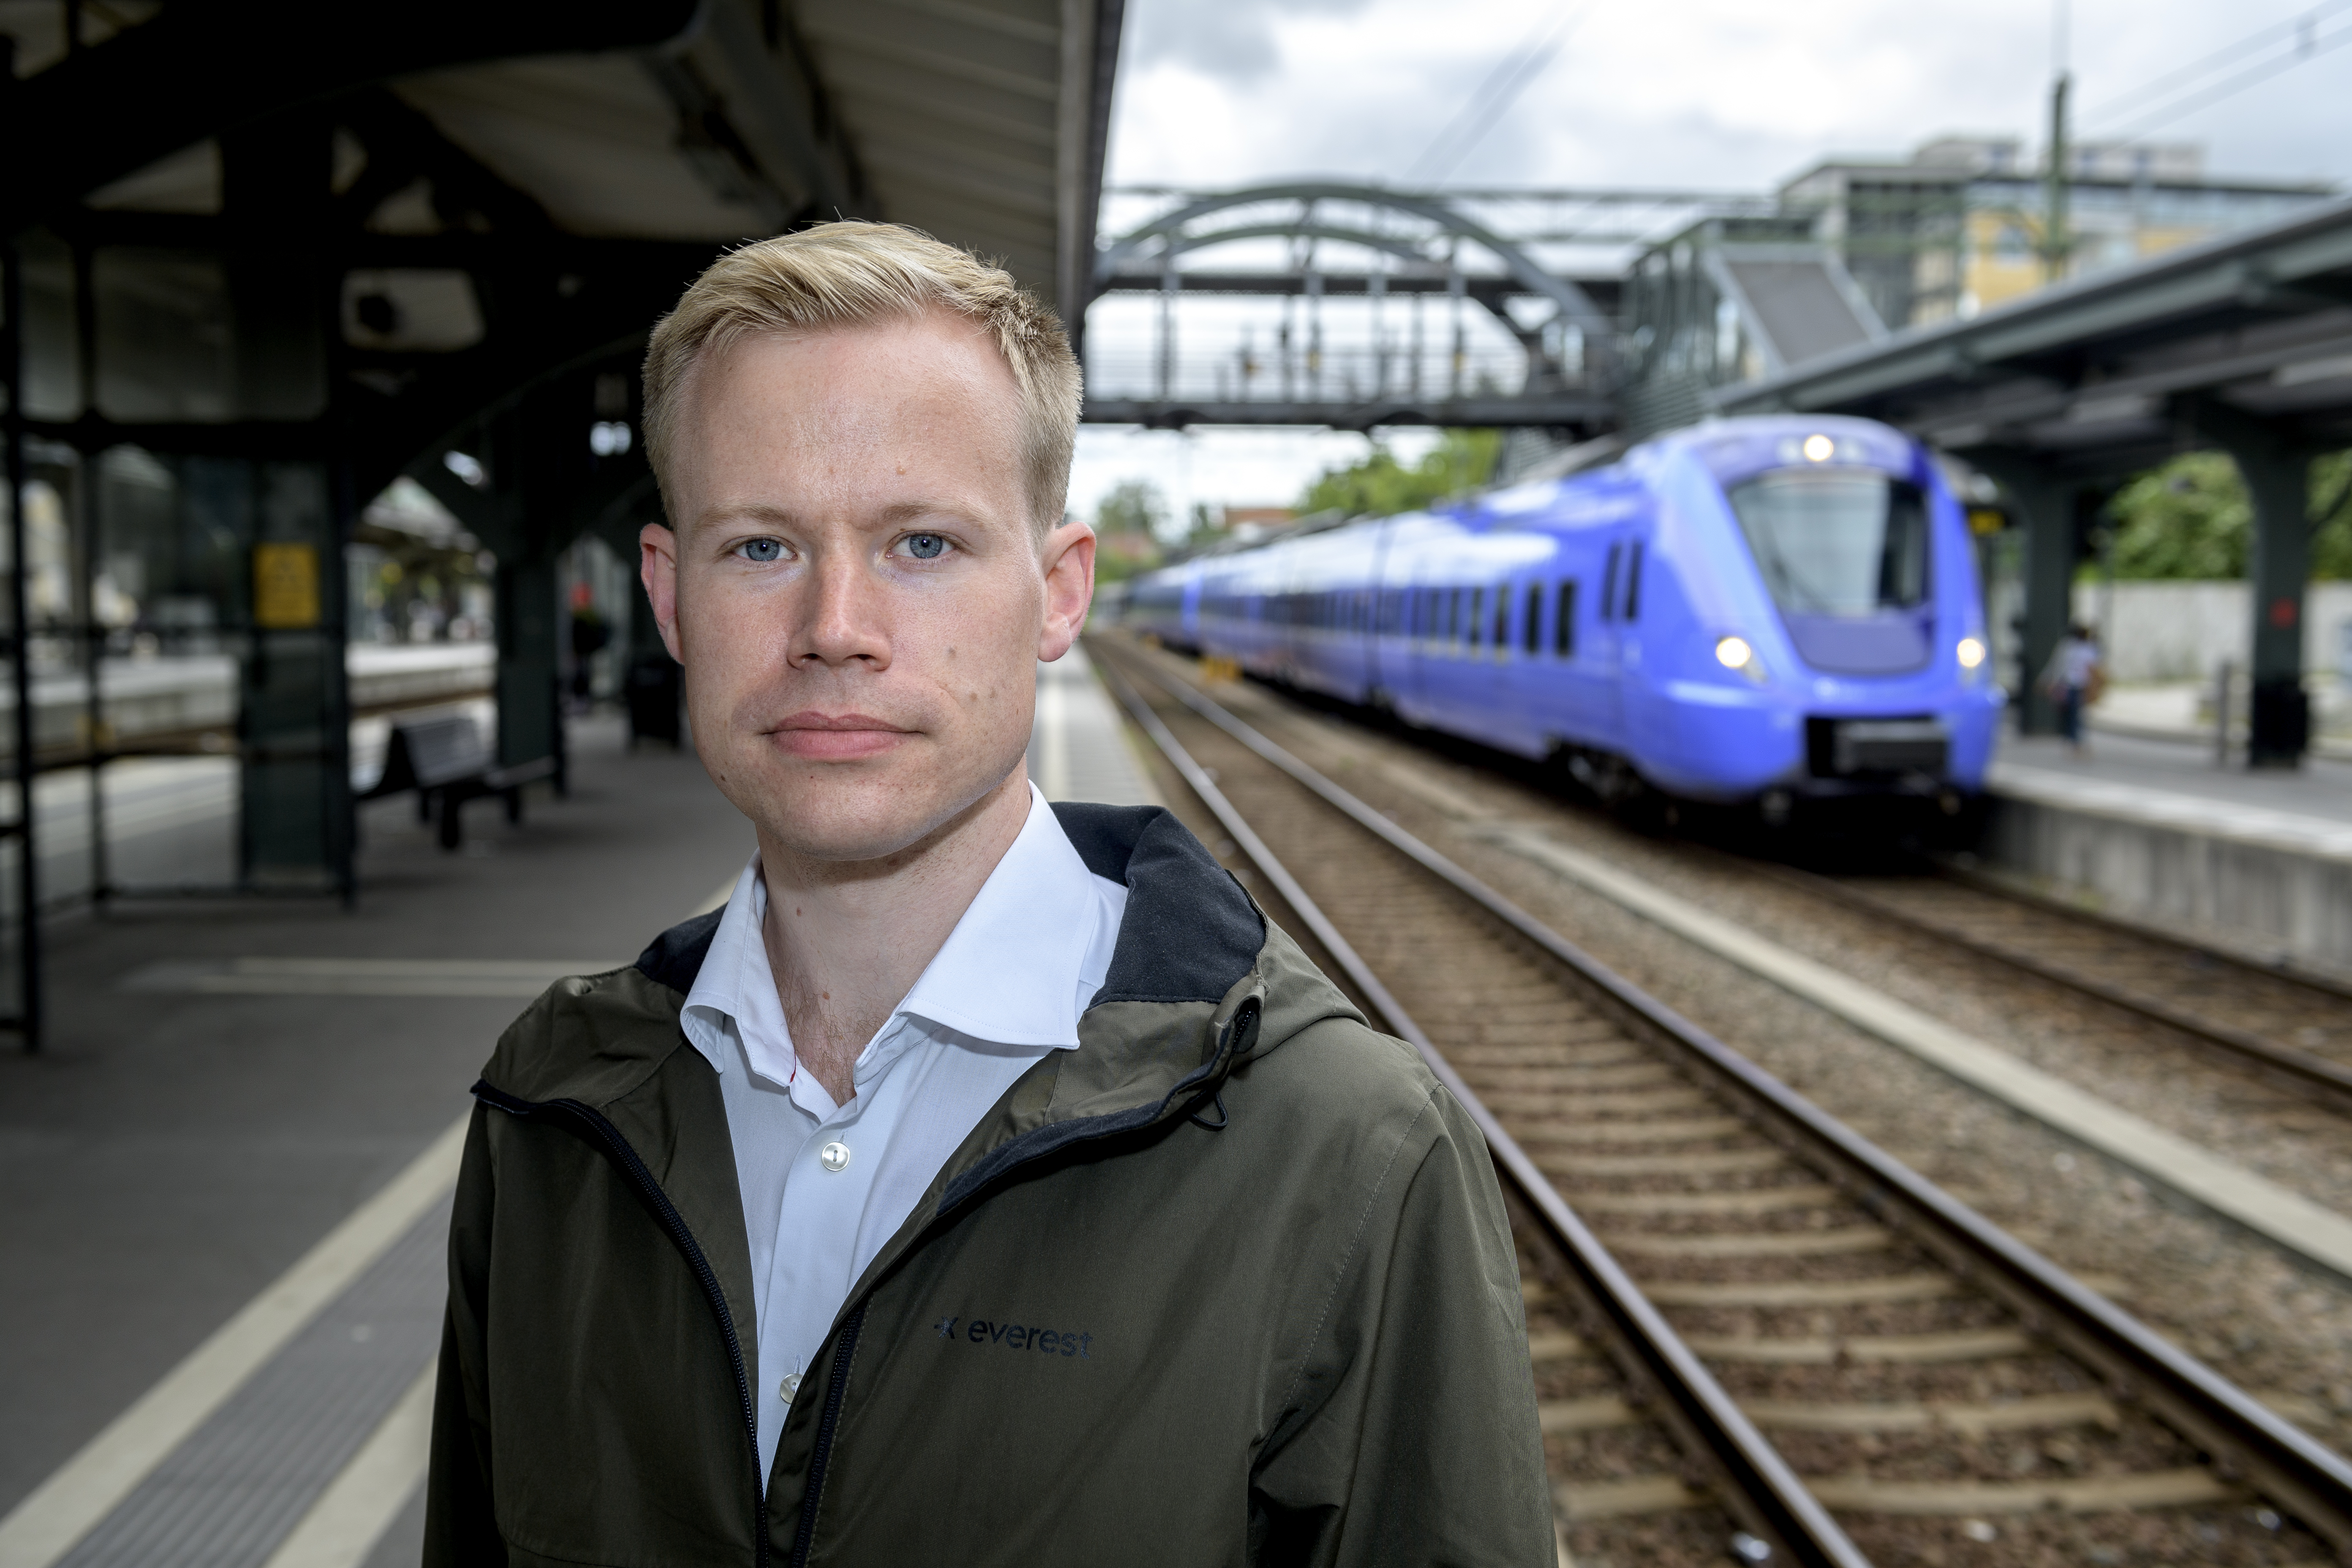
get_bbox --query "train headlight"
[1715,635,1765,683]
[1956,636,1987,678]
[1801,433,1835,463]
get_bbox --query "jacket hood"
[482,803,1362,1167]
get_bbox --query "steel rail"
[1758,864,2352,1104]
[1097,641,2352,1559]
[1095,656,1869,1568]
[1934,860,2352,1008]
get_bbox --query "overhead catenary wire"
[2082,0,2352,141]
[1403,1,1587,187]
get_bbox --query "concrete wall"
[1981,776,2352,970]
[2074,580,2352,683]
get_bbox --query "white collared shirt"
[679,786,1127,1481]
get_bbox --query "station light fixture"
[1801,433,1835,463]
[1956,636,1987,669]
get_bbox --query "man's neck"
[757,768,1034,1105]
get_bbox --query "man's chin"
[743,777,1011,870]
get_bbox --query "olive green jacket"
[425,804,1550,1567]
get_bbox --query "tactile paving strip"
[56,1197,449,1568]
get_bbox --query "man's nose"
[791,553,890,670]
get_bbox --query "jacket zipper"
[789,1303,865,1568]
[471,994,1261,1565]
[474,1084,769,1568]
[777,1006,1251,1562]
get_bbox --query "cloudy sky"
[1071,0,2352,529]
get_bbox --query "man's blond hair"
[641,221,1082,541]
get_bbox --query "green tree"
[1095,478,1168,540]
[2104,450,2352,580]
[1297,429,1501,518]
[2107,453,2249,579]
[1092,478,1167,584]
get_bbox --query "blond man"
[425,222,1548,1567]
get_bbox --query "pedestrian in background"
[2042,623,2105,757]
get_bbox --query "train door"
[1498,572,1552,758]
[1572,533,1630,751]
[1357,521,1394,705]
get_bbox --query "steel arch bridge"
[1083,181,1624,431]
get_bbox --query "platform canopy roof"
[1713,194,2352,477]
[5,0,1120,318]
[1,0,1123,512]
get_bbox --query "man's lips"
[765,711,915,760]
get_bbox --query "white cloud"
[1070,1,2349,516]
[1105,0,2352,190]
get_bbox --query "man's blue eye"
[905,534,946,560]
[742,539,782,563]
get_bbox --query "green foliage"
[1095,478,1168,539]
[2104,450,2352,580]
[1090,478,1166,584]
[1297,430,1501,518]
[2107,454,2247,579]
[2319,452,2352,579]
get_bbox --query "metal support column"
[2,243,43,1050]
[225,116,352,892]
[1971,449,2104,736]
[2190,397,2314,768]
[488,394,571,792]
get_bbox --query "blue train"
[1114,414,2004,817]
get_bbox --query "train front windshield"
[1728,471,1927,618]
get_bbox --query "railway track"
[1092,640,2352,1568]
[1768,867,2352,1108]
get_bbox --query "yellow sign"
[1966,507,2009,537]
[253,543,321,629]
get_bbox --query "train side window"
[1625,542,1644,621]
[1492,585,1509,656]
[1601,544,1621,621]
[1468,586,1484,648]
[1555,580,1576,657]
[1524,582,1542,656]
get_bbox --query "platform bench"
[357,715,557,850]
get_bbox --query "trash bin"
[626,654,682,749]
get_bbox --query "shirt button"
[819,1141,851,1173]
[780,1372,802,1402]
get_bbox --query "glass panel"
[95,249,235,421]
[1524,583,1542,654]
[1555,580,1576,656]
[1728,470,1930,618]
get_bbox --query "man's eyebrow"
[693,503,803,534]
[694,498,995,534]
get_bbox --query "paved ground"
[0,713,751,1519]
[0,654,1161,1567]
[1997,727,2352,827]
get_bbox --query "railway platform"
[1979,727,2352,975]
[0,654,1150,1568]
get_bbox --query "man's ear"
[640,521,686,663]
[1037,520,1096,663]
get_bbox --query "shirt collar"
[678,786,1112,1079]
[892,784,1111,1050]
